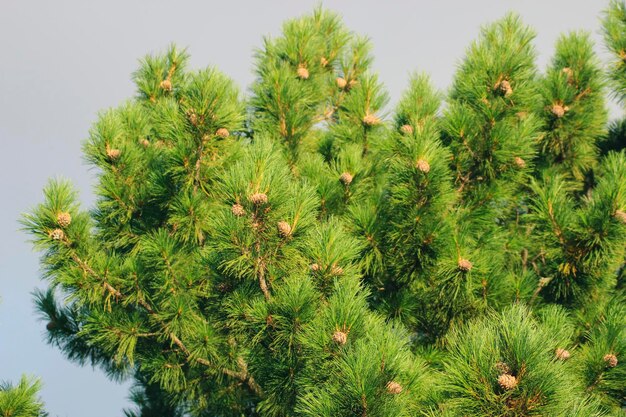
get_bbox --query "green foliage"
[21,4,626,417]
[0,377,47,417]
[440,304,605,417]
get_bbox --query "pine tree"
[0,376,47,417]
[21,4,626,417]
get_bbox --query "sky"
[0,1,619,416]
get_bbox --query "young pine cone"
[336,77,347,89]
[415,159,430,174]
[277,221,292,237]
[320,56,329,67]
[362,112,381,126]
[216,128,230,138]
[400,124,414,135]
[56,212,72,228]
[297,66,310,80]
[514,156,526,168]
[386,381,403,394]
[550,103,567,118]
[555,348,571,361]
[106,148,121,160]
[603,353,618,368]
[458,258,473,272]
[332,330,348,345]
[339,172,353,186]
[496,79,513,97]
[497,374,518,390]
[49,228,65,241]
[160,79,173,91]
[310,263,321,273]
[249,193,268,205]
[231,204,245,217]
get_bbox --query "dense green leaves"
[21,4,626,417]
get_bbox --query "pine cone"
[551,104,567,118]
[188,112,198,126]
[140,138,150,148]
[400,124,414,135]
[386,381,403,394]
[603,353,618,368]
[56,212,72,228]
[320,57,329,67]
[330,264,344,276]
[497,374,518,390]
[339,172,353,186]
[249,193,268,205]
[614,209,626,224]
[555,348,571,360]
[458,258,473,272]
[277,221,292,237]
[336,77,347,89]
[332,330,347,345]
[160,79,173,91]
[495,361,511,374]
[514,156,526,168]
[297,66,310,80]
[496,80,513,97]
[231,204,245,217]
[106,148,121,160]
[310,263,321,272]
[416,159,431,174]
[46,321,56,331]
[362,112,381,126]
[216,128,230,138]
[49,228,65,241]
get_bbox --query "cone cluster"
[362,112,381,126]
[603,353,618,368]
[386,381,403,394]
[497,373,518,390]
[339,172,353,185]
[555,348,571,360]
[277,221,292,237]
[49,229,65,241]
[250,193,268,205]
[231,204,245,217]
[297,66,310,80]
[416,159,431,174]
[216,128,230,138]
[56,212,72,228]
[332,330,347,345]
[496,79,513,97]
[107,148,121,160]
[160,79,173,91]
[550,103,568,118]
[458,258,473,271]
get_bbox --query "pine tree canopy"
[20,4,626,417]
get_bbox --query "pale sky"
[0,1,619,416]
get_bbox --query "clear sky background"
[0,1,620,416]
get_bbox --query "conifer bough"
[22,4,626,417]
